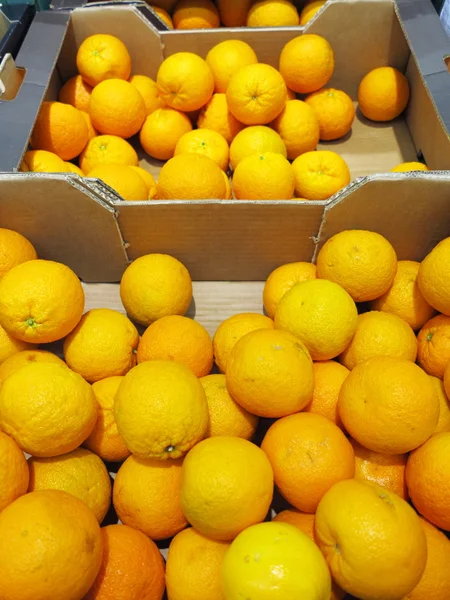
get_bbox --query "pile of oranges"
[22,25,424,202]
[0,224,449,600]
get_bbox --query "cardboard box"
[0,0,450,287]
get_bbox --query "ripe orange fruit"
[129,74,165,115]
[79,134,138,173]
[206,40,258,94]
[273,509,316,539]
[271,99,320,160]
[226,328,314,418]
[131,166,158,199]
[120,253,192,326]
[370,259,436,330]
[0,325,33,365]
[0,350,66,382]
[263,261,317,319]
[140,107,193,160]
[305,88,355,141]
[262,413,355,513]
[80,110,98,141]
[0,259,84,343]
[157,153,227,200]
[28,448,111,523]
[417,314,450,378]
[58,74,92,111]
[247,0,299,26]
[315,479,427,600]
[76,33,132,87]
[0,490,103,600]
[213,312,274,373]
[300,0,327,25]
[232,152,295,200]
[157,52,214,111]
[30,101,88,160]
[89,79,146,138]
[358,66,410,122]
[351,438,408,499]
[64,161,84,176]
[20,149,66,172]
[173,0,220,29]
[113,454,187,540]
[338,356,439,454]
[151,4,173,28]
[114,360,208,459]
[222,170,232,199]
[0,228,37,279]
[197,93,244,144]
[339,310,417,370]
[316,229,398,302]
[227,63,287,125]
[274,279,358,361]
[87,164,148,201]
[85,524,165,600]
[0,431,29,513]
[230,125,287,170]
[292,150,351,200]
[166,528,230,600]
[303,360,349,428]
[418,236,450,315]
[392,161,429,172]
[406,432,450,531]
[216,0,252,26]
[175,128,229,171]
[431,375,450,434]
[279,34,334,94]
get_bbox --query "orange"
[0,362,97,457]
[0,228,37,279]
[0,431,29,513]
[230,125,287,170]
[273,510,316,539]
[206,40,258,94]
[30,101,88,160]
[64,161,84,176]
[79,134,138,173]
[222,521,331,600]
[338,356,439,454]
[406,432,450,531]
[0,490,103,600]
[279,34,335,94]
[114,360,208,459]
[271,99,320,160]
[263,261,317,318]
[120,253,192,326]
[113,454,187,539]
[292,150,351,200]
[76,33,131,87]
[157,153,227,200]
[316,229,398,302]
[417,314,450,378]
[137,315,212,377]
[392,161,429,172]
[180,436,273,541]
[303,360,349,428]
[351,438,408,499]
[370,259,436,330]
[85,524,165,600]
[216,0,252,26]
[0,259,84,343]
[339,310,417,370]
[358,66,410,122]
[84,376,131,462]
[232,152,295,200]
[305,88,355,141]
[315,479,427,600]
[173,0,220,29]
[166,528,230,600]
[130,166,158,199]
[63,308,139,382]
[197,93,244,144]
[300,0,327,25]
[261,412,355,513]
[404,518,450,600]
[274,279,358,361]
[58,74,92,111]
[129,74,165,115]
[247,0,299,26]
[418,236,450,315]
[20,149,66,172]
[88,164,148,201]
[89,79,146,138]
[151,5,173,28]
[80,110,98,141]
[227,63,287,126]
[222,171,232,199]
[175,128,229,171]
[226,328,314,418]
[213,312,274,373]
[431,375,450,433]
[28,448,111,523]
[157,52,214,111]
[0,324,33,364]
[0,349,65,382]
[140,107,193,160]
